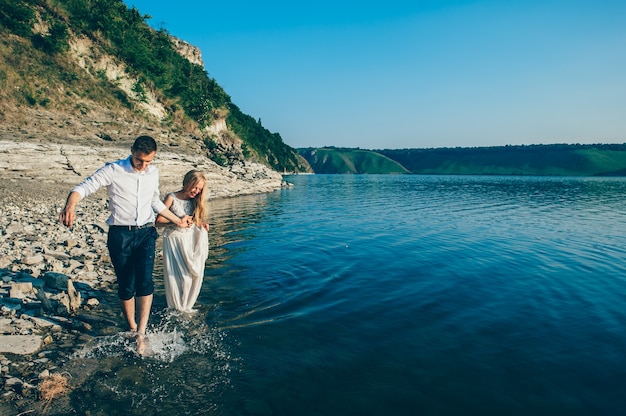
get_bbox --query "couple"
[59,135,209,345]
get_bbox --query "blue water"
[65,175,626,415]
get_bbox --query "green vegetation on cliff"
[299,144,626,176]
[0,0,308,173]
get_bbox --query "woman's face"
[185,179,205,199]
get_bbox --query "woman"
[157,170,209,312]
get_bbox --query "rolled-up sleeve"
[71,163,113,198]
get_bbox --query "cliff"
[0,0,310,173]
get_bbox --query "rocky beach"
[0,134,288,414]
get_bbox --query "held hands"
[176,216,208,230]
[178,215,194,228]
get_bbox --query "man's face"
[130,150,156,172]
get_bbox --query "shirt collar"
[122,155,153,174]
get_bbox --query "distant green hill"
[299,144,626,176]
[298,148,409,174]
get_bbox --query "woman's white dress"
[162,193,209,312]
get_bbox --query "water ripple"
[60,175,626,415]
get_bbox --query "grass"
[38,373,70,412]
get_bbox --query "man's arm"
[157,207,193,228]
[60,162,114,228]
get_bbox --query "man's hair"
[132,135,157,154]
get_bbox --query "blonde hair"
[182,170,208,226]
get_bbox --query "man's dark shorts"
[107,226,158,300]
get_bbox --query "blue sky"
[122,0,626,149]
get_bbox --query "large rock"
[43,272,69,290]
[0,335,42,355]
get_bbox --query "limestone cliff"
[171,37,204,68]
[0,0,311,173]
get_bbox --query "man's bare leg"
[136,294,153,335]
[135,294,152,356]
[121,297,137,332]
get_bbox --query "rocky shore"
[0,137,289,414]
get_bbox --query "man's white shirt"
[71,156,167,226]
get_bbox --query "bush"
[0,0,35,37]
[31,21,69,54]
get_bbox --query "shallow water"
[52,175,626,415]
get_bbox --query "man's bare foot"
[122,326,138,339]
[136,333,147,356]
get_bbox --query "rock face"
[170,36,204,68]
[68,34,169,121]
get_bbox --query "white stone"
[10,282,33,293]
[5,377,23,388]
[8,288,25,299]
[0,318,13,334]
[0,335,42,355]
[0,257,12,269]
[86,298,100,307]
[22,254,44,266]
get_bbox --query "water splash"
[58,308,236,415]
[74,308,231,363]
[74,331,143,359]
[74,328,188,362]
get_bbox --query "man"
[59,135,191,344]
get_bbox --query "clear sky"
[122,0,626,150]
